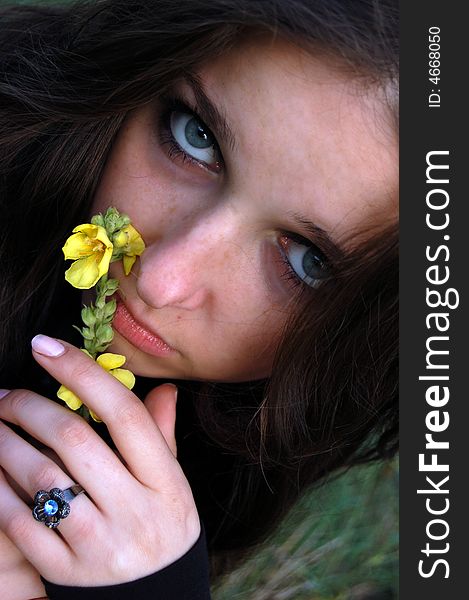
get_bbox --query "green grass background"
[212,459,398,599]
[1,2,399,596]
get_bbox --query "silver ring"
[32,485,85,529]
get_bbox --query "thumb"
[143,384,178,457]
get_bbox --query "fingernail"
[168,383,178,401]
[0,389,10,399]
[31,335,65,357]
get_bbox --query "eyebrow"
[183,73,238,153]
[288,212,347,261]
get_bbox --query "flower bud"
[91,214,105,227]
[113,229,128,249]
[84,339,95,354]
[81,327,95,341]
[96,324,114,344]
[104,278,119,295]
[81,306,97,327]
[103,299,117,319]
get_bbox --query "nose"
[135,208,242,311]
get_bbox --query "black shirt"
[42,523,211,599]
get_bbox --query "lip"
[113,298,175,357]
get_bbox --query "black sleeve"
[41,524,211,600]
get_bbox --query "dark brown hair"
[0,0,398,577]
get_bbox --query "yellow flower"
[57,352,135,422]
[113,224,145,276]
[63,224,113,289]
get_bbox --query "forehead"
[196,38,398,241]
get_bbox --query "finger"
[0,390,128,510]
[144,384,178,457]
[0,419,76,499]
[0,419,100,545]
[30,336,180,487]
[0,468,71,578]
[0,528,46,600]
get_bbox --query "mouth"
[113,297,175,358]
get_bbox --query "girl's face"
[92,38,398,382]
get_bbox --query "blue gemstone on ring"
[32,485,84,528]
[44,499,59,516]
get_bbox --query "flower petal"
[97,353,126,370]
[122,254,136,276]
[62,232,93,260]
[111,368,136,390]
[70,224,112,251]
[57,386,83,410]
[93,225,113,250]
[96,244,113,279]
[125,225,146,255]
[65,255,102,289]
[71,223,99,237]
[89,409,102,423]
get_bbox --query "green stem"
[81,273,118,359]
[95,273,109,309]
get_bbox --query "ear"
[143,384,178,457]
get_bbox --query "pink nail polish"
[31,335,65,357]
[0,389,10,399]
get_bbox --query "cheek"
[92,147,211,245]
[211,294,288,379]
[207,242,293,367]
[229,325,283,379]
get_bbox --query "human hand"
[0,528,45,600]
[0,336,200,587]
